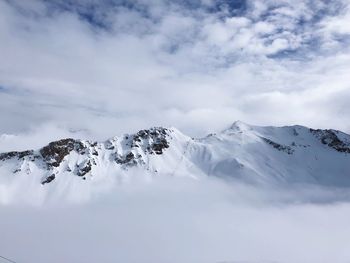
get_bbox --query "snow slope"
[0,121,350,203]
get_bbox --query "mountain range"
[1,121,350,196]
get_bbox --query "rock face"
[310,129,350,153]
[0,127,174,184]
[0,123,350,188]
[132,128,169,155]
[260,137,294,155]
[40,139,86,168]
[114,127,170,166]
[41,174,55,185]
[0,150,35,161]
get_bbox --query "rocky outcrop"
[40,139,86,168]
[0,127,173,184]
[261,137,294,154]
[114,127,171,167]
[132,127,170,154]
[76,160,92,177]
[115,152,137,165]
[41,174,55,185]
[310,129,350,153]
[0,150,36,161]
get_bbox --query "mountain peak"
[1,122,350,198]
[227,120,252,132]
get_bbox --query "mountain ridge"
[1,122,350,191]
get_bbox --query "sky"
[0,0,350,143]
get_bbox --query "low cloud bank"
[1,176,350,263]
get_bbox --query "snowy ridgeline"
[0,121,350,202]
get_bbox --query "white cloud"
[0,0,349,143]
[1,177,350,263]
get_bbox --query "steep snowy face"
[189,123,350,186]
[0,122,350,190]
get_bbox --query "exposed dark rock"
[116,152,136,165]
[136,130,149,139]
[131,127,170,155]
[151,137,169,154]
[0,150,34,161]
[310,129,350,153]
[0,127,172,175]
[77,161,92,177]
[125,152,134,162]
[40,138,85,168]
[261,137,294,155]
[105,142,115,150]
[41,174,55,185]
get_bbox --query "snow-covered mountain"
[1,121,350,200]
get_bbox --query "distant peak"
[229,120,251,131]
[231,120,248,126]
[218,120,253,135]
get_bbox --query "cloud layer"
[1,0,350,143]
[1,177,350,263]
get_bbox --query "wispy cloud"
[0,0,350,141]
